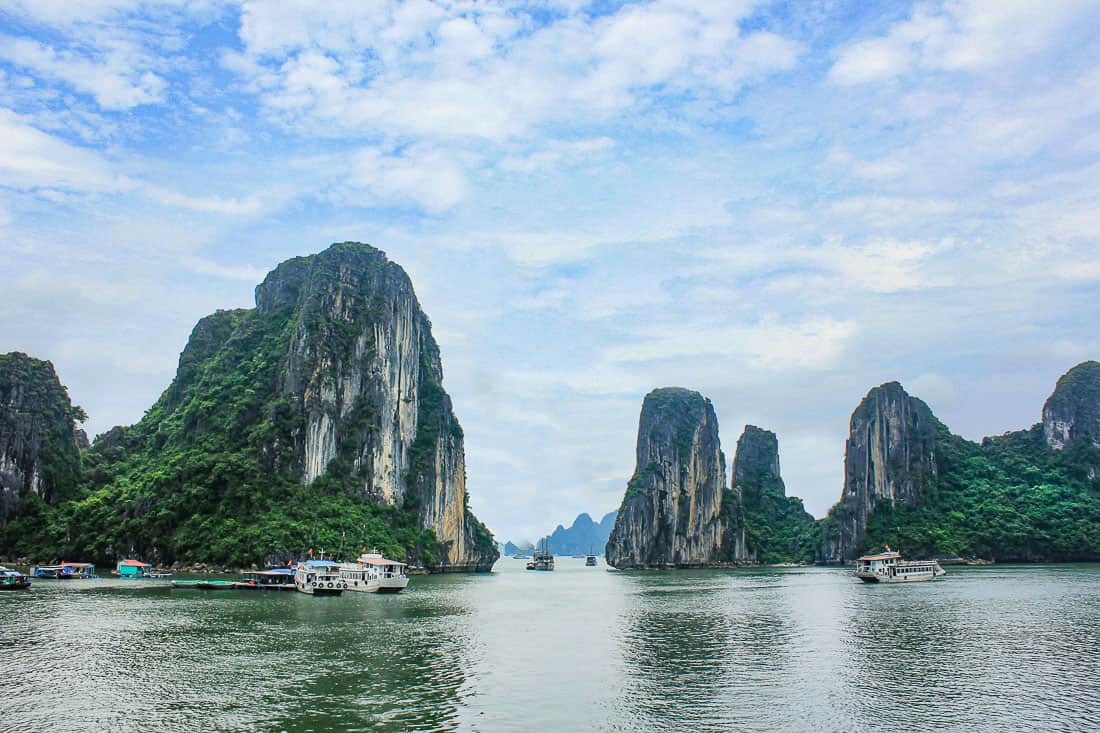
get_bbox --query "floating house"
[115,559,154,578]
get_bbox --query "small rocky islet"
[2,241,1099,571]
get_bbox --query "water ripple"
[2,563,1099,731]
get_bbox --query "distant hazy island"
[605,363,1100,568]
[504,511,617,556]
[2,242,1098,571]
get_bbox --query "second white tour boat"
[855,546,946,583]
[345,552,409,593]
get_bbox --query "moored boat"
[235,568,297,590]
[30,561,99,579]
[855,546,946,583]
[0,566,31,590]
[171,579,236,590]
[294,560,346,595]
[344,552,409,593]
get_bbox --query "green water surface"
[2,560,1098,731]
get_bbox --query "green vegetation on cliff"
[0,353,87,555]
[859,423,1100,561]
[729,426,817,564]
[3,243,496,569]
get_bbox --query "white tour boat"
[855,546,946,583]
[338,563,380,593]
[346,552,409,593]
[294,560,346,595]
[362,552,410,593]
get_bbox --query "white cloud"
[143,186,268,216]
[0,107,134,190]
[230,0,800,143]
[829,0,1095,85]
[0,34,166,109]
[829,36,914,85]
[348,145,470,213]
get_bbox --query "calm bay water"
[2,560,1099,732]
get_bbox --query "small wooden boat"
[171,579,236,590]
[235,568,297,590]
[0,567,31,590]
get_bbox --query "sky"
[2,0,1099,545]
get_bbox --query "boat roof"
[358,557,405,566]
[256,568,294,575]
[61,561,94,567]
[857,552,901,561]
[118,559,152,567]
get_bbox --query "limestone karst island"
[4,1,1100,730]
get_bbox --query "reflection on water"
[2,563,1099,731]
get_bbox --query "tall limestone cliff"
[820,382,939,562]
[81,242,496,570]
[0,353,85,553]
[606,388,746,568]
[732,425,816,564]
[1042,361,1100,463]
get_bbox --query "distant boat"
[585,554,597,567]
[30,561,98,579]
[526,540,554,571]
[294,560,346,595]
[512,554,530,560]
[113,560,172,579]
[0,566,31,590]
[235,568,296,591]
[855,547,946,583]
[171,579,236,590]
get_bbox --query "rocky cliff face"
[606,388,744,568]
[0,353,84,527]
[246,244,492,568]
[733,425,784,506]
[86,242,496,570]
[820,382,939,562]
[277,244,493,569]
[731,425,816,563]
[1043,361,1100,453]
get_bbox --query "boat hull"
[298,587,344,596]
[376,578,409,593]
[856,571,937,583]
[172,580,236,589]
[234,582,296,591]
